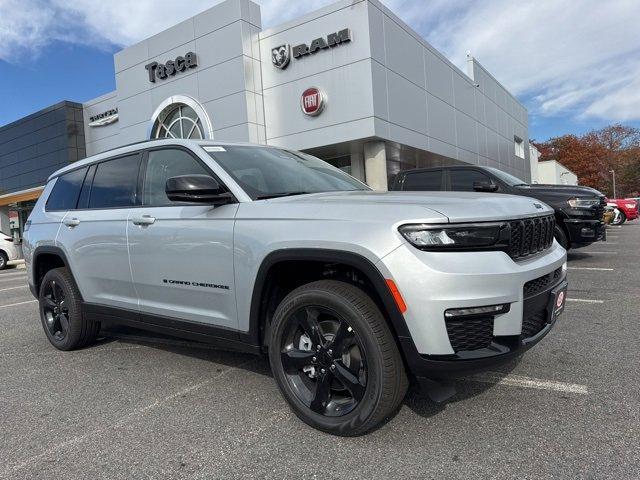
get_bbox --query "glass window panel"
[88,155,141,208]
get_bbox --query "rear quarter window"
[45,167,88,211]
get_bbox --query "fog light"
[444,304,510,319]
[580,227,595,237]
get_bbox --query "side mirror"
[473,180,498,193]
[165,175,233,205]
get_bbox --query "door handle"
[132,215,156,226]
[63,218,80,227]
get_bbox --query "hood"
[519,184,605,199]
[264,190,553,223]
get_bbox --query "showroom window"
[152,104,205,139]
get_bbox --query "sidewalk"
[7,259,26,269]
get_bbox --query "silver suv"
[24,139,568,436]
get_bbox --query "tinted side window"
[143,149,211,206]
[449,169,492,192]
[45,167,88,211]
[89,154,141,209]
[402,170,443,191]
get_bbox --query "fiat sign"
[301,87,325,116]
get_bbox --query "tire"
[554,226,569,250]
[268,280,408,436]
[612,211,626,225]
[0,251,7,270]
[38,267,100,351]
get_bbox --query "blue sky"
[1,0,639,141]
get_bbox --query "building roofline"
[0,100,82,132]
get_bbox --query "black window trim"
[137,144,237,208]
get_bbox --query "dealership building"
[0,0,531,239]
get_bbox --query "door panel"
[127,147,239,329]
[127,204,238,328]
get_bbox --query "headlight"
[567,198,600,208]
[398,223,507,249]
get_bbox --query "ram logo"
[271,44,291,69]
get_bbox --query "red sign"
[556,291,565,308]
[301,87,325,116]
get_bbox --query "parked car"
[0,232,20,269]
[606,198,639,225]
[23,140,567,436]
[390,165,607,250]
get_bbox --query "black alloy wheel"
[0,252,7,270]
[42,279,70,342]
[280,305,367,417]
[38,267,100,351]
[269,280,408,436]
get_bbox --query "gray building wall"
[0,101,85,195]
[84,0,265,156]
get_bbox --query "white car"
[0,232,20,269]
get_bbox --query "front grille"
[521,310,548,339]
[445,316,493,352]
[523,267,563,298]
[508,215,555,259]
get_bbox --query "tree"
[532,125,640,197]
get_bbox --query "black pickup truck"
[390,165,607,250]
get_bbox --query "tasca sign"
[145,52,198,83]
[271,29,351,70]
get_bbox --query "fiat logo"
[301,87,326,116]
[556,291,565,308]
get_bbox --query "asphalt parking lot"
[1,226,639,480]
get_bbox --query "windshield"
[484,167,528,187]
[204,146,369,200]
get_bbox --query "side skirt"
[82,302,262,355]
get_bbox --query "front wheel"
[0,251,7,270]
[611,211,626,225]
[268,280,408,436]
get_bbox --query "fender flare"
[247,248,413,349]
[31,245,73,296]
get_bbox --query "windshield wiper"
[256,191,311,200]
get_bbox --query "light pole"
[609,170,616,198]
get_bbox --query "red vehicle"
[607,198,639,225]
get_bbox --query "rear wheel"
[39,267,100,350]
[0,251,7,270]
[268,280,408,436]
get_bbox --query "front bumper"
[564,218,606,246]
[377,241,567,378]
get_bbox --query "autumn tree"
[533,125,640,197]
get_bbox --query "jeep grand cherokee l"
[23,140,567,436]
[391,165,607,250]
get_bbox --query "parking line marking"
[0,285,28,292]
[567,298,604,304]
[580,251,617,254]
[0,270,27,277]
[568,267,614,271]
[0,300,37,308]
[465,372,588,394]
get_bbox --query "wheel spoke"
[58,313,70,333]
[51,281,59,302]
[295,308,323,346]
[281,349,316,373]
[333,360,366,402]
[44,296,56,309]
[310,374,332,413]
[328,319,355,354]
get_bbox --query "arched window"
[152,104,203,139]
[148,95,213,140]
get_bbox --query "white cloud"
[1,0,639,122]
